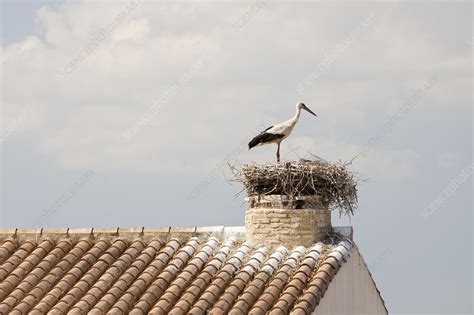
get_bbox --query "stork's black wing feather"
[248,128,285,149]
[262,125,273,132]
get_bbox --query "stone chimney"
[245,194,332,248]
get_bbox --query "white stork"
[248,102,317,162]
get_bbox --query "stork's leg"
[276,143,281,163]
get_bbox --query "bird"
[248,102,317,162]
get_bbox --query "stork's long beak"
[303,105,317,117]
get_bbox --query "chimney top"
[234,159,358,247]
[245,194,332,248]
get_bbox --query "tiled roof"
[0,227,352,314]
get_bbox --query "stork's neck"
[291,107,302,124]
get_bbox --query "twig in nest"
[230,158,359,217]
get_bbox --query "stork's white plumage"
[248,102,317,162]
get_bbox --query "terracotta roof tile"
[268,243,323,314]
[129,238,201,314]
[67,239,146,314]
[30,239,110,314]
[0,239,18,264]
[89,239,163,314]
[170,238,234,314]
[250,246,305,314]
[0,239,55,304]
[107,238,181,314]
[210,246,268,314]
[0,239,74,313]
[291,240,353,314]
[150,238,219,314]
[0,229,356,314]
[188,243,252,314]
[0,240,36,281]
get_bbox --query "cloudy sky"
[1,0,472,313]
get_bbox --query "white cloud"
[1,1,470,177]
[111,18,150,42]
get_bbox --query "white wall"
[313,246,388,315]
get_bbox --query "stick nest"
[231,158,359,216]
